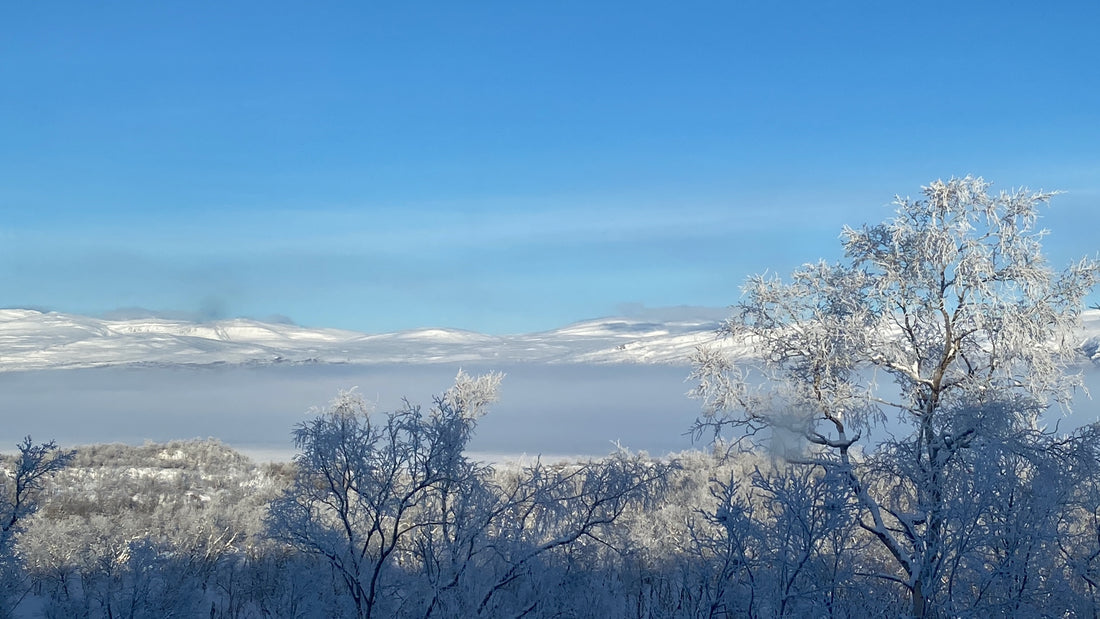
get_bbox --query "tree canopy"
[693,176,1100,616]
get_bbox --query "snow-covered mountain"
[0,309,736,370]
[4,308,1100,372]
[1077,310,1100,362]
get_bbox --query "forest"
[4,177,1100,618]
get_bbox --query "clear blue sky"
[2,2,1098,333]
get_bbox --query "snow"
[0,309,736,370]
[2,308,1099,371]
[1080,311,1100,362]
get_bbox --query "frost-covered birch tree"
[266,371,503,619]
[0,437,72,616]
[266,372,669,618]
[692,176,1099,617]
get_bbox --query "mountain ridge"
[0,309,731,370]
[3,308,1099,371]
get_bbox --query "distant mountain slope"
[0,309,733,370]
[2,308,1099,371]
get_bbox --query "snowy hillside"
[0,309,734,370]
[1078,310,1100,362]
[3,308,1100,371]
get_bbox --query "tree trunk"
[912,578,925,619]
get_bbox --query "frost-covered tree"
[470,450,668,618]
[692,177,1099,617]
[267,372,669,618]
[13,439,269,618]
[0,437,72,617]
[266,372,503,619]
[1,437,72,545]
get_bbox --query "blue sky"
[1,2,1098,333]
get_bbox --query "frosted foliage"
[0,437,72,616]
[266,375,490,619]
[696,176,1097,443]
[265,371,664,619]
[692,176,1100,617]
[842,178,1097,414]
[1,439,73,546]
[13,437,1100,615]
[442,369,503,419]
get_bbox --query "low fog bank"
[0,363,703,461]
[4,362,1100,462]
